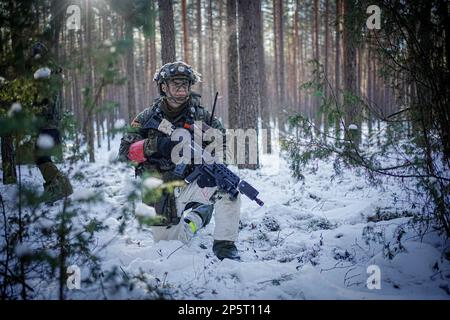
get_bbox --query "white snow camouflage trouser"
[151,181,241,243]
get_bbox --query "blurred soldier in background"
[29,42,73,203]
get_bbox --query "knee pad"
[185,202,214,227]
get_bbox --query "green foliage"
[0,179,137,299]
[108,0,156,36]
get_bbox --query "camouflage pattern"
[153,61,200,85]
[119,92,225,183]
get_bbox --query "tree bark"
[237,0,260,169]
[181,0,190,64]
[1,135,17,184]
[226,0,239,130]
[256,0,271,153]
[125,19,136,123]
[324,0,330,97]
[343,0,360,147]
[207,0,217,105]
[158,0,176,64]
[335,0,342,110]
[85,0,95,162]
[196,0,203,94]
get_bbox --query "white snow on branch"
[33,67,51,79]
[114,119,126,129]
[143,177,163,190]
[15,243,33,258]
[135,202,156,218]
[8,102,22,117]
[37,134,55,149]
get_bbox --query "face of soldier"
[162,78,191,108]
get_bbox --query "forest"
[0,0,449,300]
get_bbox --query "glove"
[128,140,147,163]
[178,210,204,244]
[128,139,146,164]
[157,136,177,159]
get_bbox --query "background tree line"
[1,1,448,231]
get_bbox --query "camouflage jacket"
[118,93,225,182]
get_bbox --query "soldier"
[118,61,241,261]
[29,42,73,203]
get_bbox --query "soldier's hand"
[156,136,177,159]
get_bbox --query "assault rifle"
[142,113,264,207]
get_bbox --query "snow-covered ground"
[1,133,449,300]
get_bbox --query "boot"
[38,162,73,204]
[213,240,241,261]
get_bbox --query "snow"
[36,134,55,149]
[71,188,99,201]
[33,67,51,79]
[143,177,163,190]
[135,202,156,217]
[114,118,126,129]
[15,243,33,258]
[1,130,449,300]
[348,124,358,130]
[37,218,55,230]
[8,102,22,117]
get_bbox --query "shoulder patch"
[131,120,140,128]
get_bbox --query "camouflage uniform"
[119,62,241,260]
[119,92,225,181]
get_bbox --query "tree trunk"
[149,0,158,99]
[367,45,373,135]
[313,0,319,62]
[312,0,319,111]
[218,0,226,123]
[272,0,280,108]
[298,0,304,113]
[125,19,136,122]
[196,0,203,94]
[335,0,342,114]
[158,0,176,64]
[181,0,190,63]
[207,0,217,105]
[293,2,299,109]
[1,135,17,184]
[343,0,360,148]
[276,0,285,109]
[85,0,95,162]
[237,0,260,170]
[256,0,271,154]
[226,0,239,130]
[324,0,330,97]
